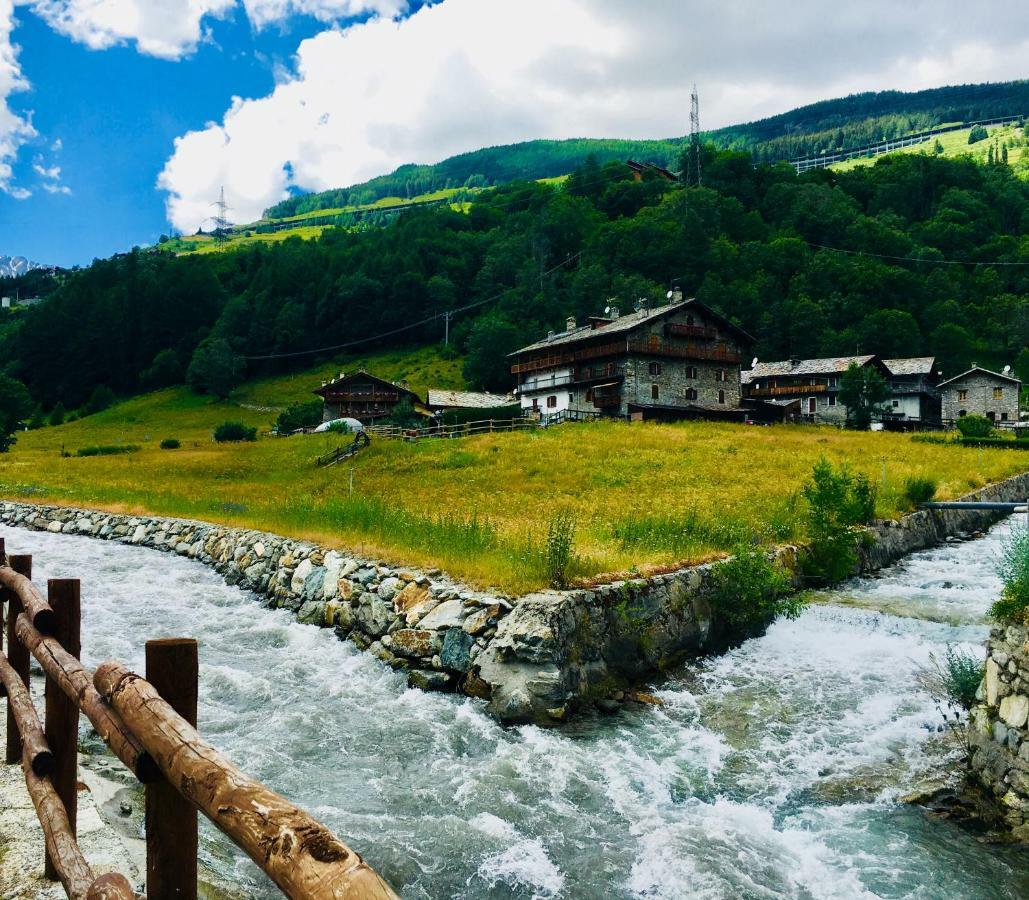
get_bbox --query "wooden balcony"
[746,384,827,397]
[626,340,742,364]
[592,394,622,409]
[665,322,717,340]
[323,391,401,403]
[511,341,626,375]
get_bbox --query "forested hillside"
[3,150,1029,411]
[265,81,1029,218]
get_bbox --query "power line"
[243,250,584,361]
[805,241,1029,266]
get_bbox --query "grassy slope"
[2,382,1026,591]
[830,123,1028,173]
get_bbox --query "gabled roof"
[427,389,514,409]
[314,369,422,400]
[937,366,1022,388]
[883,357,936,376]
[741,355,876,384]
[510,298,754,357]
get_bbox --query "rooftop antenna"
[685,84,702,188]
[210,186,233,233]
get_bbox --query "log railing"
[0,537,399,900]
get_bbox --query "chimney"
[789,357,800,368]
[671,286,684,303]
[610,306,620,319]
[566,316,576,331]
[547,330,555,340]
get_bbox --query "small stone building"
[508,290,754,421]
[938,366,1022,424]
[314,370,424,423]
[882,357,942,426]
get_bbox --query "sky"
[0,0,1027,267]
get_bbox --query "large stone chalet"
[509,291,754,420]
[938,366,1022,424]
[314,370,423,423]
[741,355,889,424]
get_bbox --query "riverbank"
[3,468,1027,725]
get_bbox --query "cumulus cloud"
[157,0,1029,232]
[0,0,36,197]
[242,0,407,29]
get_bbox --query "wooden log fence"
[0,537,399,900]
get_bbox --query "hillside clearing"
[1,389,1025,592]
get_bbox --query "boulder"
[462,604,503,636]
[441,628,474,673]
[290,558,314,594]
[394,581,429,614]
[301,567,326,602]
[987,657,1002,707]
[390,629,442,659]
[297,601,328,626]
[356,596,393,638]
[377,577,402,602]
[322,551,345,599]
[416,598,466,631]
[1000,694,1029,729]
[408,670,454,692]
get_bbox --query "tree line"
[2,147,1028,419]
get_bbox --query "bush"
[992,525,1029,622]
[48,402,66,427]
[388,398,421,428]
[76,444,140,457]
[918,645,984,712]
[213,422,257,443]
[326,420,352,434]
[801,458,877,584]
[543,512,576,589]
[160,438,181,450]
[276,400,323,434]
[959,436,1029,450]
[955,414,994,438]
[708,544,799,632]
[904,476,937,507]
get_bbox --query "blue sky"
[0,0,1025,268]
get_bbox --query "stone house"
[741,355,891,424]
[508,290,754,421]
[882,357,942,426]
[314,370,424,423]
[938,366,1022,424]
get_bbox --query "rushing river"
[3,520,1029,899]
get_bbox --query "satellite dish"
[666,290,673,299]
[1004,365,1012,374]
[604,305,611,315]
[751,357,759,369]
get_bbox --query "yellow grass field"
[1,383,1026,591]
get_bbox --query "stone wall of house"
[3,469,1027,725]
[621,356,739,413]
[941,372,1021,423]
[968,622,1029,841]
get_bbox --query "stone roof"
[510,298,754,357]
[883,357,936,376]
[741,355,875,384]
[937,366,1022,388]
[427,389,514,409]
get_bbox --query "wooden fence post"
[5,553,32,765]
[145,638,199,900]
[44,578,80,881]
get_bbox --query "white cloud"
[157,0,1029,232]
[33,156,70,193]
[242,0,406,29]
[0,0,36,197]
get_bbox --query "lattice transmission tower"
[210,186,233,233]
[685,84,702,188]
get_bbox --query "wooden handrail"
[0,564,57,633]
[94,661,399,900]
[0,650,54,776]
[15,613,157,783]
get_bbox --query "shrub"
[160,438,181,450]
[48,402,66,427]
[275,400,323,434]
[543,512,576,589]
[388,397,421,428]
[917,645,984,714]
[76,444,140,457]
[801,458,877,584]
[903,475,937,507]
[992,525,1029,622]
[708,544,799,631]
[955,414,993,439]
[326,420,351,434]
[959,436,1029,450]
[213,422,257,443]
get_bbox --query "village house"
[426,389,516,415]
[314,370,424,423]
[508,290,754,421]
[882,357,942,426]
[741,355,891,424]
[938,366,1022,424]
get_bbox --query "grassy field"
[2,383,1026,592]
[830,123,1028,173]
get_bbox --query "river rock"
[390,629,442,659]
[356,596,393,638]
[462,604,502,636]
[408,670,454,692]
[416,598,466,631]
[377,577,402,602]
[394,581,429,614]
[301,567,326,602]
[441,628,474,673]
[987,657,1001,707]
[1001,694,1029,729]
[297,600,328,626]
[290,558,314,594]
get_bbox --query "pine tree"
[1002,145,1009,164]
[988,144,995,165]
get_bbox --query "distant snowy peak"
[0,256,46,278]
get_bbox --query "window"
[568,393,574,404]
[531,398,539,411]
[828,395,837,407]
[686,366,698,379]
[828,376,839,388]
[686,315,694,326]
[958,409,967,417]
[649,362,662,376]
[686,388,698,401]
[651,384,660,400]
[546,395,557,408]
[993,387,1003,400]
[892,399,899,408]
[809,378,817,386]
[958,389,968,401]
[1001,412,1009,421]
[718,389,725,404]
[987,411,996,422]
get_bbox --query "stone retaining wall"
[969,623,1029,841]
[2,468,1027,725]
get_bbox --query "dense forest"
[3,147,1029,409]
[265,81,1029,219]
